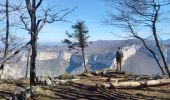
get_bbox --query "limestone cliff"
[1,40,170,79]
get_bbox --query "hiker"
[115,47,123,71]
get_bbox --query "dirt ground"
[0,71,170,100]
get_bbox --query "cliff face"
[110,44,141,69]
[20,51,72,61]
[1,63,24,79]
[36,52,58,61]
[1,51,71,79]
[70,44,170,76]
[1,40,170,79]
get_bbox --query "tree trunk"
[152,25,170,77]
[128,23,166,75]
[82,48,87,73]
[30,13,37,86]
[4,0,9,58]
[135,36,165,75]
[151,1,170,77]
[151,5,170,77]
[30,38,37,86]
[25,46,30,78]
[103,78,170,88]
[25,0,38,86]
[0,0,9,79]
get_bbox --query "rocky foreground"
[0,70,170,100]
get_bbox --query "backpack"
[116,50,123,59]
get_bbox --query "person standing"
[116,47,123,71]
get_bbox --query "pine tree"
[64,21,90,73]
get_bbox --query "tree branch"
[46,7,76,23]
[0,41,31,64]
[36,0,43,9]
[25,0,32,16]
[127,22,165,75]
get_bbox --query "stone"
[45,78,52,85]
[12,87,26,100]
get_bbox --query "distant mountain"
[163,39,170,46]
[1,39,170,79]
[38,42,63,46]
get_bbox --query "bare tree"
[104,0,170,77]
[63,21,90,73]
[0,34,23,72]
[0,0,24,79]
[0,0,9,71]
[23,0,74,86]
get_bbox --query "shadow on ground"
[0,91,12,99]
[1,82,170,99]
[37,82,167,100]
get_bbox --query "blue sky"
[20,0,123,43]
[14,0,170,43]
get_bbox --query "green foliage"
[63,21,90,51]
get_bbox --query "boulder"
[36,76,54,86]
[45,78,52,85]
